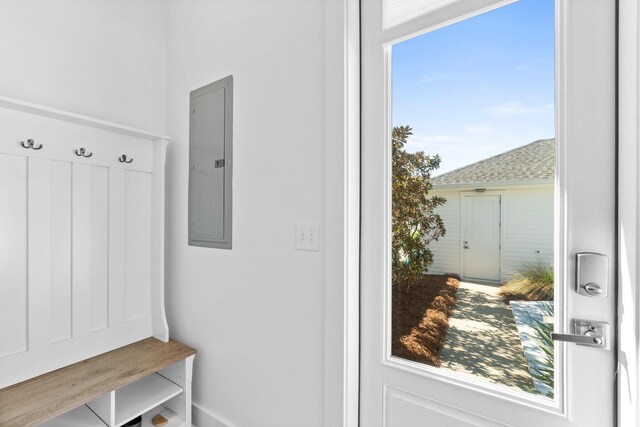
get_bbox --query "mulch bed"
[391,274,460,367]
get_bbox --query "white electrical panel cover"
[188,76,233,249]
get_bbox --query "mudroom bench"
[0,338,196,427]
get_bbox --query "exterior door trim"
[616,1,640,425]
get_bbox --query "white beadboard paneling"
[28,158,72,348]
[73,164,109,336]
[71,163,91,337]
[0,154,28,358]
[50,161,72,343]
[125,170,152,322]
[108,169,152,324]
[27,157,53,350]
[109,168,126,328]
[90,167,109,331]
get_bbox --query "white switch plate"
[295,223,319,251]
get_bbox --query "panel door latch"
[551,319,610,349]
[215,159,225,168]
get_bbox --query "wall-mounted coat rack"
[0,94,170,390]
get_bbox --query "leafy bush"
[499,262,554,303]
[392,125,446,288]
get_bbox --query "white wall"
[430,186,554,282]
[164,1,326,426]
[0,0,167,134]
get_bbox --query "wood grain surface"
[0,338,196,426]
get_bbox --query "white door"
[463,195,501,282]
[361,0,616,426]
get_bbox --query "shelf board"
[40,404,107,427]
[141,406,185,427]
[115,374,183,426]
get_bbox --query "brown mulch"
[391,274,460,367]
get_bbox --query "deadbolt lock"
[576,253,609,297]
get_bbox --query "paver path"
[439,281,535,393]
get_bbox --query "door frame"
[324,1,640,426]
[322,0,360,426]
[616,1,640,425]
[460,192,503,283]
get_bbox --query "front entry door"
[463,195,501,282]
[361,0,616,426]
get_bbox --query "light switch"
[295,223,319,251]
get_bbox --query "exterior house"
[428,139,555,283]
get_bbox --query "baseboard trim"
[192,401,235,427]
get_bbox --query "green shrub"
[391,125,446,289]
[530,302,554,398]
[499,262,554,303]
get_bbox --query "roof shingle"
[431,138,555,186]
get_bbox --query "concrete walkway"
[439,281,535,393]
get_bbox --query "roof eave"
[432,178,554,190]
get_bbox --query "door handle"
[551,319,609,349]
[551,332,603,346]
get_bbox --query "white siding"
[501,186,554,281]
[428,189,461,276]
[428,185,554,282]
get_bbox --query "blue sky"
[392,0,555,175]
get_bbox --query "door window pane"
[390,0,556,398]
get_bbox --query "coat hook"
[74,147,93,158]
[119,154,133,163]
[20,138,43,150]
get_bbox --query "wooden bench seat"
[0,338,196,426]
